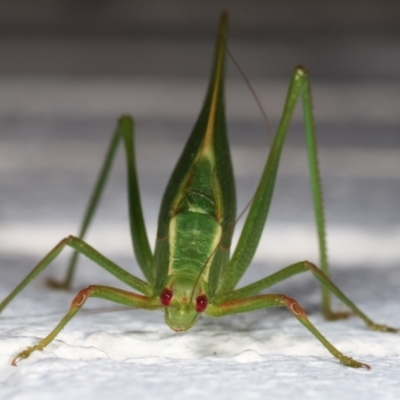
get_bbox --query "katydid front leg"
[207,294,370,369]
[11,285,161,366]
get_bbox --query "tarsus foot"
[339,354,370,370]
[324,310,354,321]
[46,277,70,290]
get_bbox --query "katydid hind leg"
[47,124,119,289]
[217,67,353,319]
[219,67,322,295]
[48,116,154,289]
[301,75,337,319]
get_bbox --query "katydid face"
[160,275,208,332]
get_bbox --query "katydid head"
[160,275,208,332]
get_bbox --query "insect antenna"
[226,46,273,147]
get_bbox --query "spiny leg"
[206,294,370,369]
[49,116,154,289]
[301,74,334,318]
[0,236,153,314]
[218,261,397,332]
[11,285,161,365]
[217,67,341,319]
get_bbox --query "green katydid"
[0,11,397,368]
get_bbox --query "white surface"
[1,95,400,399]
[0,255,399,400]
[1,125,400,398]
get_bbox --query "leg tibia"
[0,236,153,316]
[305,262,397,332]
[11,285,160,365]
[50,116,154,289]
[207,293,370,369]
[282,296,369,369]
[220,260,397,333]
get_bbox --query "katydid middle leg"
[218,261,397,332]
[0,235,155,315]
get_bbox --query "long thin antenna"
[226,46,273,146]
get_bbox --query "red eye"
[160,289,173,306]
[195,294,208,312]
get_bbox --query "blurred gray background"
[0,0,400,283]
